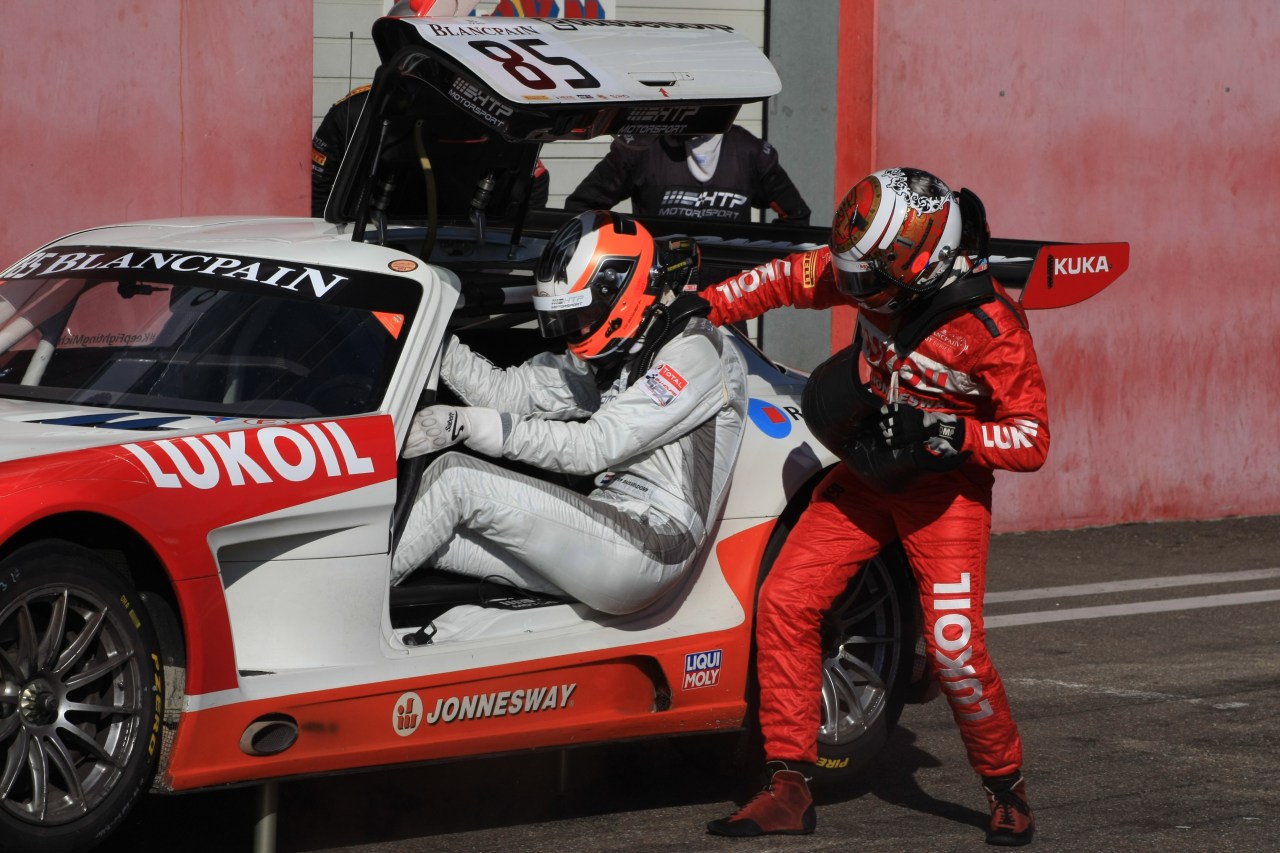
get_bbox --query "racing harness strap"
[891,273,1019,353]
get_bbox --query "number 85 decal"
[470,38,601,91]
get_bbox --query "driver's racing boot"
[706,760,816,837]
[983,772,1035,846]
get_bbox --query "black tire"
[810,542,920,785]
[0,542,163,853]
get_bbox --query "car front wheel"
[0,542,162,853]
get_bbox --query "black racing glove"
[877,403,969,471]
[877,402,927,448]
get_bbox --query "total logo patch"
[683,648,723,690]
[640,362,688,407]
[748,398,800,439]
[393,691,424,737]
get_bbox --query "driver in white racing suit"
[392,211,747,615]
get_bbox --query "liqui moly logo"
[122,421,374,489]
[683,648,722,690]
[393,692,424,737]
[931,573,993,722]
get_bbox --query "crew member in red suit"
[705,167,1043,846]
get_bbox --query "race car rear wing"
[379,210,1128,315]
[607,216,1130,310]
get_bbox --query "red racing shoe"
[707,761,817,837]
[983,773,1035,846]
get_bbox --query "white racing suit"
[391,316,747,615]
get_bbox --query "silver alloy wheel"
[0,583,148,826]
[816,556,906,746]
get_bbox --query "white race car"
[0,15,1126,853]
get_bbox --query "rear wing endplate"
[997,240,1129,309]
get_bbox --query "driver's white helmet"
[829,167,963,314]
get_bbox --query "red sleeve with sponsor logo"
[960,322,1051,472]
[703,248,853,327]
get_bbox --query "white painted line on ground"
[1005,677,1250,710]
[986,588,1280,628]
[1005,678,1187,703]
[986,567,1280,603]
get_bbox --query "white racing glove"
[404,405,504,458]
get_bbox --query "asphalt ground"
[107,514,1280,852]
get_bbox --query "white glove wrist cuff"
[463,407,504,457]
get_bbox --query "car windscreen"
[0,250,420,419]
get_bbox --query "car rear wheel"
[0,542,162,853]
[811,544,919,784]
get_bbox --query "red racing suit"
[705,248,1050,778]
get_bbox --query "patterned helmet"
[533,212,660,360]
[829,167,963,313]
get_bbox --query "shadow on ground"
[103,724,992,851]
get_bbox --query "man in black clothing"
[310,85,369,218]
[565,125,810,225]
